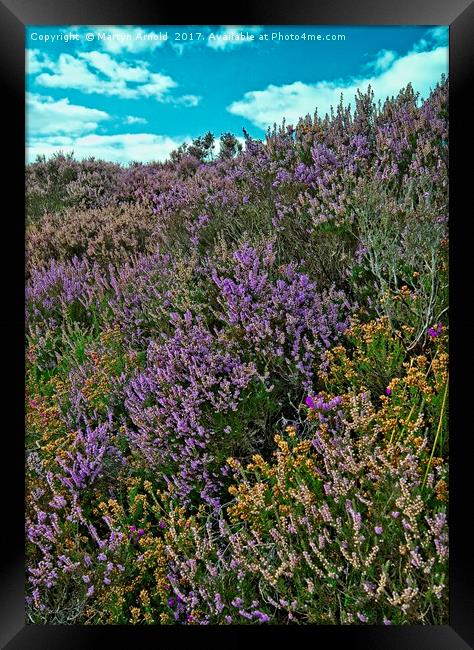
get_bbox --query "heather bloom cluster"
[121,242,351,504]
[124,310,260,506]
[305,393,342,410]
[26,152,121,224]
[26,256,100,323]
[428,322,444,338]
[55,418,124,492]
[104,249,176,347]
[210,241,352,389]
[26,204,157,274]
[25,78,448,624]
[160,410,448,625]
[26,439,128,615]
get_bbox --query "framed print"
[1,0,473,647]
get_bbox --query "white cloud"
[37,53,102,91]
[26,132,191,165]
[78,51,150,82]
[207,25,263,50]
[137,72,177,98]
[124,115,148,125]
[26,92,110,136]
[26,49,54,74]
[409,26,448,53]
[168,94,201,107]
[34,51,192,103]
[26,93,190,164]
[365,49,397,73]
[227,39,448,130]
[428,26,448,45]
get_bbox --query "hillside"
[25,78,448,625]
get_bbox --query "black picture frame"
[2,1,472,647]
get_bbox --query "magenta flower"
[428,322,443,338]
[385,387,392,396]
[305,395,316,409]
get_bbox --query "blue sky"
[25,25,448,165]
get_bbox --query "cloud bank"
[227,38,448,130]
[26,93,110,136]
[27,49,200,106]
[26,132,191,165]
